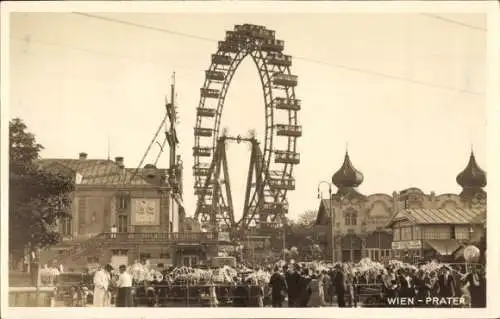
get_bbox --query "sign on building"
[131,198,161,225]
[391,240,422,250]
[218,232,231,242]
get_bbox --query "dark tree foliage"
[282,210,318,254]
[295,210,317,228]
[9,118,74,255]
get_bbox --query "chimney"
[79,152,88,160]
[115,156,124,167]
[143,164,157,178]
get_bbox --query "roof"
[315,199,333,225]
[470,210,487,224]
[331,151,364,189]
[37,158,160,186]
[456,151,487,188]
[387,208,483,227]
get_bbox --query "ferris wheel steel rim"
[193,25,301,231]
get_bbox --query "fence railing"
[101,232,219,242]
[50,283,268,307]
[9,286,57,307]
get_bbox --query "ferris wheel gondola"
[193,24,301,235]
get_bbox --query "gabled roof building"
[36,152,225,271]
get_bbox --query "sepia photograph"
[1,1,498,318]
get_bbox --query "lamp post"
[317,181,334,263]
[275,205,288,260]
[248,219,257,264]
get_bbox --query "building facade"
[38,152,223,270]
[387,208,485,263]
[315,151,487,263]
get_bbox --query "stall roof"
[387,208,483,228]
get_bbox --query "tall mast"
[166,72,179,169]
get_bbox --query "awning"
[425,239,461,256]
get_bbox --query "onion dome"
[456,151,486,188]
[332,151,364,189]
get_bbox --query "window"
[380,250,391,258]
[401,227,412,241]
[117,194,129,210]
[118,215,128,233]
[344,212,357,226]
[394,228,401,241]
[422,228,450,240]
[350,213,357,225]
[170,221,173,232]
[61,217,72,236]
[450,226,456,239]
[413,226,421,240]
[111,249,128,256]
[455,226,470,240]
[186,225,193,232]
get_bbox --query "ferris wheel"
[193,24,302,234]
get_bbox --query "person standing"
[208,279,219,308]
[297,268,312,307]
[437,266,456,308]
[269,266,287,307]
[29,247,40,286]
[285,264,301,307]
[414,270,430,306]
[93,264,112,307]
[437,266,456,298]
[110,225,117,239]
[307,273,324,307]
[463,266,486,308]
[116,265,133,307]
[398,268,415,298]
[333,264,347,307]
[327,267,335,305]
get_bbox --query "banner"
[131,198,160,225]
[218,232,231,242]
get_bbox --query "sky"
[8,12,487,221]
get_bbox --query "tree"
[296,210,318,228]
[9,118,74,257]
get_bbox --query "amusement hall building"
[315,151,487,263]
[38,153,226,271]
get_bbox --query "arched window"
[350,212,357,225]
[344,211,357,225]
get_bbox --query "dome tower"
[456,150,486,199]
[332,151,364,196]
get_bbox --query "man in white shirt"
[116,265,133,307]
[110,225,117,239]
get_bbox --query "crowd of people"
[63,258,485,308]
